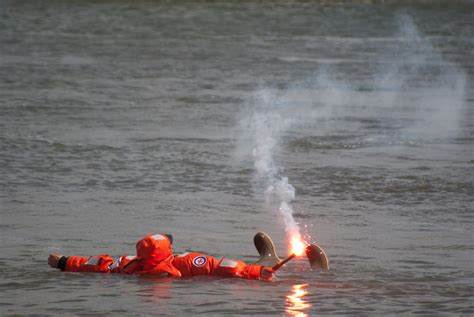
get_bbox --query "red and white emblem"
[192,256,207,267]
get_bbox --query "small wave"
[288,136,362,151]
[286,134,459,152]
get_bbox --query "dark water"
[1,1,473,315]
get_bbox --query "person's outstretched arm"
[48,253,117,273]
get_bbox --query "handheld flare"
[291,237,305,256]
[271,253,296,271]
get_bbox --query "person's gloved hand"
[260,267,274,281]
[48,253,63,268]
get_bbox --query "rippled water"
[1,1,473,315]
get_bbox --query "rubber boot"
[305,244,329,270]
[253,232,281,267]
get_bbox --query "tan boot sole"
[253,232,281,267]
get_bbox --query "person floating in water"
[48,232,278,281]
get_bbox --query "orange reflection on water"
[285,283,311,316]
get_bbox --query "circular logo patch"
[192,256,207,267]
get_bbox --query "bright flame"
[291,237,305,256]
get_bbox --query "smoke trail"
[372,14,467,140]
[291,14,467,143]
[236,89,303,244]
[235,13,466,243]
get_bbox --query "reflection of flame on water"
[286,283,311,316]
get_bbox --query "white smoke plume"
[235,13,466,244]
[371,14,467,140]
[235,88,303,243]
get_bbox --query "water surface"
[1,1,473,315]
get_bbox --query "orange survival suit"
[56,233,266,280]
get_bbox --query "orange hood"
[135,233,181,277]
